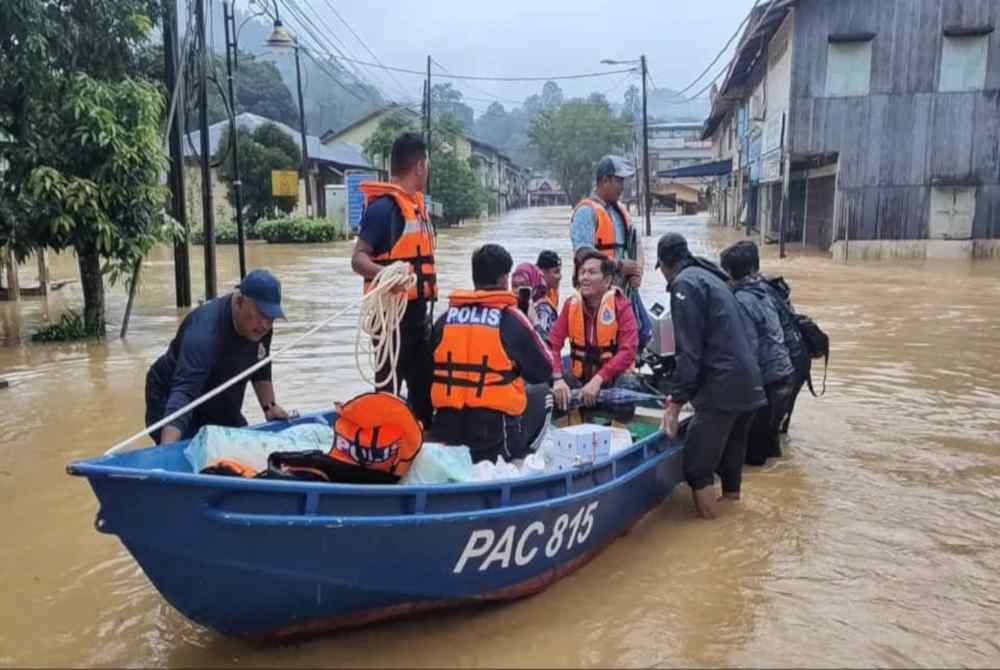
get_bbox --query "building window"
[939,34,989,92]
[930,187,976,239]
[825,40,873,96]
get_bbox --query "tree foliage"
[430,115,486,225]
[216,123,301,227]
[362,111,420,170]
[431,83,474,131]
[1,0,174,333]
[529,98,630,204]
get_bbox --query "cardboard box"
[548,424,613,468]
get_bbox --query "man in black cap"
[569,155,643,290]
[656,234,765,518]
[145,268,289,445]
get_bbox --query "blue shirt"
[147,295,272,437]
[569,194,628,260]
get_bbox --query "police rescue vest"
[572,197,632,259]
[431,290,527,417]
[567,289,620,380]
[360,181,437,301]
[327,392,424,478]
[546,287,560,311]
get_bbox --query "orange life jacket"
[431,290,527,417]
[572,197,632,259]
[328,392,424,478]
[360,181,437,301]
[546,287,560,310]
[567,288,620,380]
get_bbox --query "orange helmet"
[328,392,424,478]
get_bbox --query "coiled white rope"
[354,261,415,395]
[105,263,414,456]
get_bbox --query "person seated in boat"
[549,248,641,413]
[510,262,559,343]
[145,269,289,445]
[536,249,563,309]
[655,233,765,519]
[430,244,554,463]
[720,241,795,467]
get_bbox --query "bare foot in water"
[719,492,740,502]
[692,486,719,519]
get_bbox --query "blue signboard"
[346,170,378,233]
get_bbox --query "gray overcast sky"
[271,0,756,111]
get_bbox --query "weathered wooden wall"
[789,0,1000,241]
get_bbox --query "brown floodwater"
[1,208,999,668]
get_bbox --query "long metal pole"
[223,1,246,279]
[293,42,312,216]
[641,54,652,237]
[426,55,432,192]
[164,0,191,307]
[196,0,217,299]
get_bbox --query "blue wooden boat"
[67,410,683,639]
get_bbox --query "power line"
[317,0,413,102]
[663,2,756,99]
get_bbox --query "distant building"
[184,112,372,227]
[322,105,529,217]
[702,0,1000,260]
[527,176,569,207]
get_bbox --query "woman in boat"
[510,261,559,343]
[429,244,553,463]
[549,249,641,414]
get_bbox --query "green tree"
[622,84,641,122]
[216,123,301,227]
[431,83,474,130]
[1,0,175,334]
[430,115,485,225]
[362,111,420,171]
[529,98,630,204]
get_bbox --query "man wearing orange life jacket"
[351,133,436,427]
[569,155,644,291]
[430,244,553,463]
[548,249,641,413]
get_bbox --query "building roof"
[184,113,372,169]
[657,158,732,179]
[701,0,795,140]
[528,176,565,193]
[319,104,421,144]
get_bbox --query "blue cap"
[239,269,285,320]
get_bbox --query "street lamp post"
[222,0,247,279]
[601,56,652,236]
[266,7,312,217]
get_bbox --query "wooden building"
[703,0,1000,260]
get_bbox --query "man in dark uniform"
[350,133,435,427]
[656,234,765,519]
[145,268,289,444]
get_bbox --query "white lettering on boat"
[453,502,600,574]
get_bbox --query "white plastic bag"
[399,443,474,485]
[183,421,335,474]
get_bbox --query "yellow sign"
[271,170,299,198]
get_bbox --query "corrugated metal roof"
[184,113,372,169]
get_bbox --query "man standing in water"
[145,269,289,444]
[569,156,644,291]
[351,133,436,428]
[656,234,765,519]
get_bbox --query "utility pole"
[641,54,652,237]
[293,41,312,217]
[426,55,432,193]
[196,0,217,299]
[223,1,246,279]
[164,0,191,306]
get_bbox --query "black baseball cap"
[536,250,561,270]
[239,269,285,320]
[655,233,690,269]
[595,155,636,179]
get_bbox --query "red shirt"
[549,292,638,383]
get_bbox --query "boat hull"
[70,415,683,638]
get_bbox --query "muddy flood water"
[1,208,998,668]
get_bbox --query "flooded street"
[1,207,999,668]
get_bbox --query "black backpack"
[765,275,829,397]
